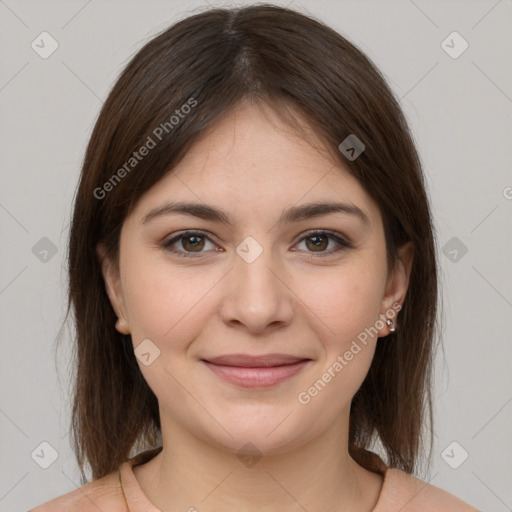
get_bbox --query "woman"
[30,4,479,511]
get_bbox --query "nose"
[218,246,295,335]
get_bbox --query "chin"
[195,414,314,459]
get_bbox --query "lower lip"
[201,360,310,388]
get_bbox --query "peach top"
[29,446,480,511]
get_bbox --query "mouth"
[200,354,312,388]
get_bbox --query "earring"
[385,318,396,333]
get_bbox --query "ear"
[377,241,414,336]
[96,243,130,335]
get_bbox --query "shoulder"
[375,468,480,511]
[28,470,126,512]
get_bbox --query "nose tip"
[219,256,295,335]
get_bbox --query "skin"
[99,98,413,512]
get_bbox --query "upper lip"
[201,354,311,367]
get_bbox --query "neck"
[133,410,383,512]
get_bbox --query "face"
[99,99,412,456]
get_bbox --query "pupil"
[184,236,203,251]
[308,235,327,251]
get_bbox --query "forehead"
[131,100,381,228]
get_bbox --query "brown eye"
[305,234,329,252]
[294,230,352,257]
[163,231,219,258]
[181,235,205,252]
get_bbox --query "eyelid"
[292,229,352,256]
[162,230,220,258]
[162,229,352,258]
[295,229,351,245]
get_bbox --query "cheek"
[294,268,385,426]
[117,238,195,341]
[122,262,215,346]
[120,259,218,403]
[303,260,386,345]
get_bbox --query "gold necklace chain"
[119,470,130,510]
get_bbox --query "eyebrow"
[142,200,370,226]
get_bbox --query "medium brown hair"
[64,3,438,483]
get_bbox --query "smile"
[201,358,311,388]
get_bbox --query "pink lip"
[201,354,311,388]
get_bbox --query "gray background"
[1,0,511,510]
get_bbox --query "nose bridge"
[235,233,282,300]
[220,233,294,331]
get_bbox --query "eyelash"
[162,230,352,259]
